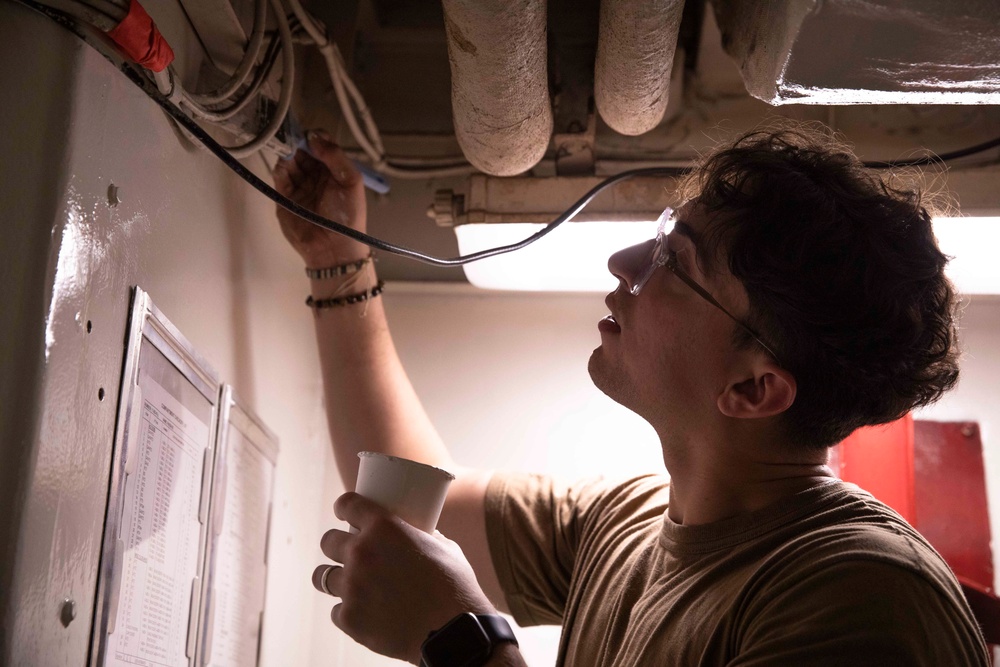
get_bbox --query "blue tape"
[283,115,390,194]
[349,160,391,194]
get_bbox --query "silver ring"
[320,565,334,596]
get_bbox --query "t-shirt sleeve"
[729,559,990,667]
[483,473,624,627]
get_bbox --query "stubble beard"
[588,346,638,410]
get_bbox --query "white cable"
[332,44,385,155]
[151,68,172,96]
[182,36,281,123]
[284,0,327,46]
[282,0,477,177]
[369,154,469,167]
[187,0,267,105]
[324,47,481,177]
[51,0,475,171]
[284,0,376,152]
[276,0,480,177]
[329,51,480,178]
[381,162,479,178]
[126,0,288,157]
[224,0,294,157]
[318,43,383,163]
[42,0,288,159]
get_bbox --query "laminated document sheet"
[199,391,278,667]
[105,343,213,667]
[91,289,277,667]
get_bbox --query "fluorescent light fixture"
[932,217,1000,295]
[456,221,660,292]
[457,217,1000,295]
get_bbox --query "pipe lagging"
[595,0,686,136]
[442,0,552,176]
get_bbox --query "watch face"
[422,613,491,667]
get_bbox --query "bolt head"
[60,599,76,627]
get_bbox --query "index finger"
[292,148,326,177]
[307,133,362,187]
[333,492,393,532]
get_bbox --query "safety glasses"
[630,207,781,361]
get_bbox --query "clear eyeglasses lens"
[630,234,666,296]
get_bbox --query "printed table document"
[106,366,209,667]
[205,424,274,666]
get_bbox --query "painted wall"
[0,5,337,665]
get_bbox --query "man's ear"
[717,365,797,419]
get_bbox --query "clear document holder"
[90,288,278,667]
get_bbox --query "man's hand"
[273,131,370,267]
[313,493,496,665]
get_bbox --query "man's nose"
[608,239,654,290]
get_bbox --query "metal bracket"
[553,112,597,176]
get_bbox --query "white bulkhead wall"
[0,3,345,665]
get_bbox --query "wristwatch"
[420,613,518,667]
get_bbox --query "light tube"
[456,217,1000,295]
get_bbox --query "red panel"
[913,421,993,592]
[834,415,916,524]
[835,418,995,640]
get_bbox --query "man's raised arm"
[272,132,505,607]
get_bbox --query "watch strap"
[475,614,517,648]
[420,613,518,667]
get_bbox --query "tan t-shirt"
[485,474,989,666]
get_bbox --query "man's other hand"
[313,492,496,665]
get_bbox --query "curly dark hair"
[684,123,960,449]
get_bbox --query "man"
[273,124,989,666]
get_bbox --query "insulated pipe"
[442,0,552,176]
[595,0,685,136]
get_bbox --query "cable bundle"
[283,0,476,178]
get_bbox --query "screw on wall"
[60,599,76,627]
[107,183,121,207]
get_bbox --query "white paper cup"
[354,452,455,533]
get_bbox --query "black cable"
[863,136,1000,168]
[154,68,684,265]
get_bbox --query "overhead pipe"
[594,0,686,136]
[441,0,552,176]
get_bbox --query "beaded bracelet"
[305,253,373,280]
[305,281,385,309]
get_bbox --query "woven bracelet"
[305,254,373,280]
[306,281,385,309]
